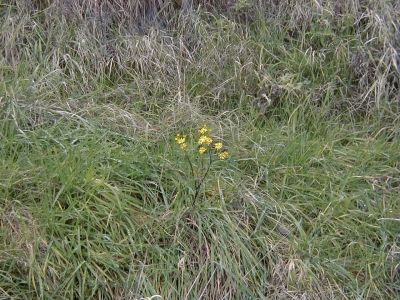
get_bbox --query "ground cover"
[1,0,399,299]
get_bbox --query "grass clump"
[1,0,399,299]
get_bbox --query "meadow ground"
[0,0,399,299]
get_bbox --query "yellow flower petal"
[180,143,188,151]
[175,133,186,144]
[198,135,213,145]
[199,146,207,154]
[198,125,210,135]
[218,151,229,159]
[214,142,223,150]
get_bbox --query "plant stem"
[192,150,213,205]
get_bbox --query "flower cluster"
[174,125,229,205]
[174,133,188,151]
[175,125,228,159]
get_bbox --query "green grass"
[1,0,400,299]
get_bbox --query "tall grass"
[1,0,399,299]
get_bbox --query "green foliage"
[1,0,399,299]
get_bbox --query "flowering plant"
[175,125,229,205]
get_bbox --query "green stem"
[192,149,213,206]
[184,152,198,201]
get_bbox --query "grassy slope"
[1,0,399,299]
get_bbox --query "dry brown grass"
[18,0,236,20]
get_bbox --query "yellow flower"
[180,143,188,151]
[199,146,207,154]
[214,142,223,150]
[175,133,186,145]
[198,135,213,145]
[198,125,210,135]
[218,151,229,159]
